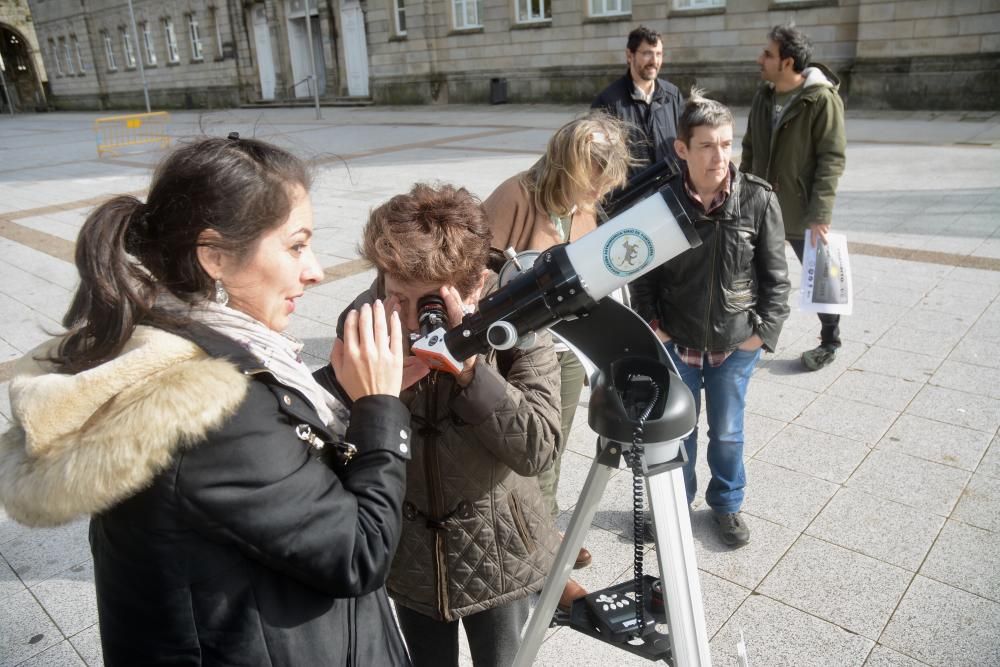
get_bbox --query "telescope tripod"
[512,357,712,667]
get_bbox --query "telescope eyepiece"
[417,294,448,338]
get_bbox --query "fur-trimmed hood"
[0,326,248,527]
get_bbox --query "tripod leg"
[513,443,617,667]
[647,467,712,667]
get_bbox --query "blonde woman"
[483,113,631,583]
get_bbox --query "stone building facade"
[0,0,48,111]
[27,0,373,110]
[363,0,1000,110]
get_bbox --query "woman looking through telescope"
[344,183,563,667]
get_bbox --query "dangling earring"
[214,279,229,306]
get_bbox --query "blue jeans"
[666,343,762,514]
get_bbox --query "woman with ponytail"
[0,136,412,666]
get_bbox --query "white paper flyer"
[799,230,853,315]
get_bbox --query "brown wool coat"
[483,174,598,253]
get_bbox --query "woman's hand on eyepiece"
[331,300,404,400]
[441,285,481,388]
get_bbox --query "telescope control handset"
[411,187,699,375]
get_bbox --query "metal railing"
[94,111,170,158]
[286,75,314,100]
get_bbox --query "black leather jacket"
[629,168,791,353]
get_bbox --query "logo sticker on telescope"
[603,229,654,277]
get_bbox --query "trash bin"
[490,77,508,105]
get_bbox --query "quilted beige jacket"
[344,284,563,622]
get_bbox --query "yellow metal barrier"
[94,111,171,158]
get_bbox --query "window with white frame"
[211,8,225,58]
[48,39,63,76]
[72,35,86,73]
[393,0,407,35]
[452,0,483,29]
[141,22,157,65]
[674,0,724,9]
[516,0,550,22]
[102,31,117,70]
[60,37,74,75]
[590,0,630,16]
[121,27,137,68]
[188,14,204,61]
[164,18,180,63]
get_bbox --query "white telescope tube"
[565,190,695,301]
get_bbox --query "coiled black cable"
[626,374,661,636]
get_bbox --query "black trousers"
[395,598,530,667]
[789,238,842,349]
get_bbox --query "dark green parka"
[739,63,847,241]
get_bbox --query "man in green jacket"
[740,24,847,371]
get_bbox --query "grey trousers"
[395,597,531,667]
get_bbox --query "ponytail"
[48,135,310,373]
[52,196,156,373]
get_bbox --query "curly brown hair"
[361,183,491,298]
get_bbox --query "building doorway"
[339,0,368,97]
[0,24,45,111]
[251,4,276,100]
[285,0,325,99]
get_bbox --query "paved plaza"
[0,104,999,666]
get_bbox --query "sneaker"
[712,511,750,548]
[801,345,837,371]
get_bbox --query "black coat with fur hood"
[0,323,413,666]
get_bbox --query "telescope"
[599,157,680,221]
[410,159,699,374]
[409,160,716,666]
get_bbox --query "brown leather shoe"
[558,578,588,612]
[559,532,593,570]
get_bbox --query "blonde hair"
[521,112,632,217]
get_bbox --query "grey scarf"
[156,292,349,439]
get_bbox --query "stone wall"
[0,0,48,108]
[850,0,1000,108]
[27,0,356,110]
[365,0,1000,110]
[28,0,248,110]
[20,0,1000,110]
